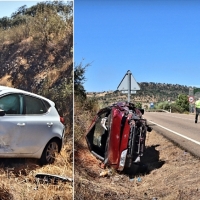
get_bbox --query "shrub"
[170,103,184,113]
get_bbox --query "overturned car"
[86,101,152,171]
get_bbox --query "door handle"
[47,122,53,127]
[17,123,25,126]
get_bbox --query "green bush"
[175,94,189,112]
[135,102,142,109]
[155,101,170,110]
[170,103,184,113]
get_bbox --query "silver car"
[0,86,65,164]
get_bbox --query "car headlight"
[118,149,128,171]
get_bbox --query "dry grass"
[0,75,13,87]
[75,130,200,200]
[0,141,73,200]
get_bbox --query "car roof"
[0,86,54,106]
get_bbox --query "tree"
[0,17,11,30]
[31,4,65,45]
[135,102,142,109]
[74,62,90,100]
[11,5,27,18]
[176,94,189,112]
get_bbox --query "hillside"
[0,2,73,199]
[87,82,191,106]
[0,35,73,122]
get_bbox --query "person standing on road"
[195,97,200,123]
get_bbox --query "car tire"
[125,126,137,168]
[40,139,59,165]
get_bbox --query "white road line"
[148,120,200,146]
[147,113,194,121]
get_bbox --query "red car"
[86,101,152,171]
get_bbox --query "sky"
[75,0,200,92]
[0,0,73,18]
[0,1,42,18]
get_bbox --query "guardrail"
[145,109,170,113]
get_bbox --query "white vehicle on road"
[0,86,65,164]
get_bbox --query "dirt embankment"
[75,130,200,200]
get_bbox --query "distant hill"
[87,82,192,106]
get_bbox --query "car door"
[14,94,56,154]
[0,93,24,154]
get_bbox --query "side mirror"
[0,109,6,116]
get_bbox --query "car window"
[43,100,51,111]
[24,95,47,114]
[0,94,22,114]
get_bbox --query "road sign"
[117,71,140,91]
[188,96,194,103]
[150,102,154,108]
[117,70,140,102]
[189,88,194,96]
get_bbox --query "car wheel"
[40,139,59,165]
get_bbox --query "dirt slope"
[75,130,200,200]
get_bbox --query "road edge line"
[148,120,200,146]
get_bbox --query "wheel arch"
[46,137,63,152]
[39,137,63,165]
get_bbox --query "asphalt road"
[143,111,200,158]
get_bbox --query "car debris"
[35,173,73,184]
[137,177,142,182]
[6,167,14,178]
[86,101,152,173]
[99,169,112,177]
[129,177,134,182]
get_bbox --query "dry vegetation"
[75,110,200,199]
[0,139,73,200]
